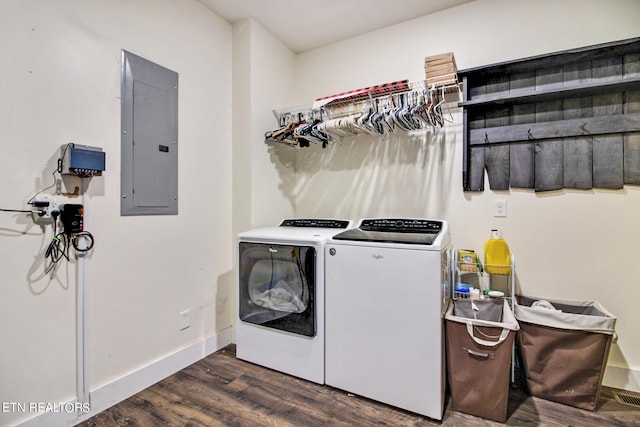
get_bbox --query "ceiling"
[198,0,475,53]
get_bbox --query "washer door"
[239,242,316,337]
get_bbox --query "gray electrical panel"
[121,50,178,216]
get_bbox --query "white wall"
[287,0,640,389]
[232,19,297,233]
[231,19,297,344]
[247,22,298,228]
[0,1,234,425]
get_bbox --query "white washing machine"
[325,218,451,420]
[237,218,352,384]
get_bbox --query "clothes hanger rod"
[272,80,462,121]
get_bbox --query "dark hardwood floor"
[80,345,639,426]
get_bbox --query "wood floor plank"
[79,345,640,427]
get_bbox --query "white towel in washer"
[248,260,309,313]
[252,280,307,313]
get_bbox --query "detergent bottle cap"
[491,229,501,239]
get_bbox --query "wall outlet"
[494,199,507,217]
[179,309,190,330]
[31,195,58,224]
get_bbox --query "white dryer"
[325,218,451,420]
[237,218,352,384]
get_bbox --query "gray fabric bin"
[454,298,504,322]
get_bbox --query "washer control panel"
[359,218,443,234]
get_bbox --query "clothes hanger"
[357,101,379,135]
[440,85,455,124]
[382,96,396,134]
[432,88,445,127]
[415,90,435,129]
[392,94,410,131]
[368,99,386,135]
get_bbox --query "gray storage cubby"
[458,37,640,192]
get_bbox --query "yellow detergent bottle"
[484,229,511,275]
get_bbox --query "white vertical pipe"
[76,178,89,406]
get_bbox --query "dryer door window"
[239,242,316,337]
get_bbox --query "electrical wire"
[56,143,71,174]
[45,232,69,264]
[26,143,70,207]
[3,144,98,273]
[1,208,36,213]
[72,231,94,252]
[26,168,58,206]
[42,217,96,271]
[9,144,97,268]
[44,212,69,271]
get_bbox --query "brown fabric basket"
[515,295,616,411]
[445,300,519,422]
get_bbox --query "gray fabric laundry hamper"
[515,295,616,411]
[454,298,504,322]
[445,299,519,422]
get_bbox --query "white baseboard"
[603,364,640,393]
[15,327,233,427]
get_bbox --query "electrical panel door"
[121,50,178,216]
